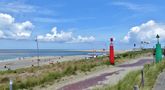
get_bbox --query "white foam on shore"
[0,58,19,62]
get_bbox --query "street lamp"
[140,41,144,50]
[140,41,150,50]
[133,43,136,51]
[35,36,40,67]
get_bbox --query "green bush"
[63,66,76,75]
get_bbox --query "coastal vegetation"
[0,56,110,90]
[0,50,152,90]
[97,58,165,90]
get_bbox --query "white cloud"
[0,13,34,39]
[37,27,95,43]
[0,1,36,13]
[33,17,95,23]
[123,20,165,43]
[0,1,54,15]
[37,27,73,42]
[70,36,95,43]
[112,2,156,12]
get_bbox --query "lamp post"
[35,36,40,67]
[97,41,108,56]
[140,41,144,50]
[133,43,136,51]
[140,41,150,50]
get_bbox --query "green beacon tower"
[155,34,162,63]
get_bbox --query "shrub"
[63,66,76,75]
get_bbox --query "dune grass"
[0,49,152,90]
[0,57,110,90]
[142,60,165,90]
[94,70,141,90]
[96,58,165,90]
[115,49,152,60]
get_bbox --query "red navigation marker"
[109,38,114,65]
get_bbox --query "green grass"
[115,49,152,60]
[0,50,152,90]
[94,70,141,90]
[0,57,110,90]
[96,58,165,90]
[142,60,165,90]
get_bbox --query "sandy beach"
[0,50,127,71]
[0,55,87,71]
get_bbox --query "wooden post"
[141,69,144,87]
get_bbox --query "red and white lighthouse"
[109,38,115,65]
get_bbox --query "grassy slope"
[97,59,165,90]
[0,50,152,90]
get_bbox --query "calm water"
[0,49,98,61]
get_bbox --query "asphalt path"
[58,58,153,90]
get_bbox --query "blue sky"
[0,0,165,50]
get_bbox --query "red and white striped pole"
[109,38,114,65]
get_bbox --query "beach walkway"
[38,57,153,90]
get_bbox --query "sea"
[0,49,102,61]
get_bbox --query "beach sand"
[0,55,87,71]
[0,50,127,71]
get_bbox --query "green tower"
[155,34,162,63]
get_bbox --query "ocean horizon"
[0,49,102,61]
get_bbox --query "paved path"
[52,58,152,90]
[117,59,152,67]
[153,71,165,90]
[57,69,125,90]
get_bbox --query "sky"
[0,0,165,50]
